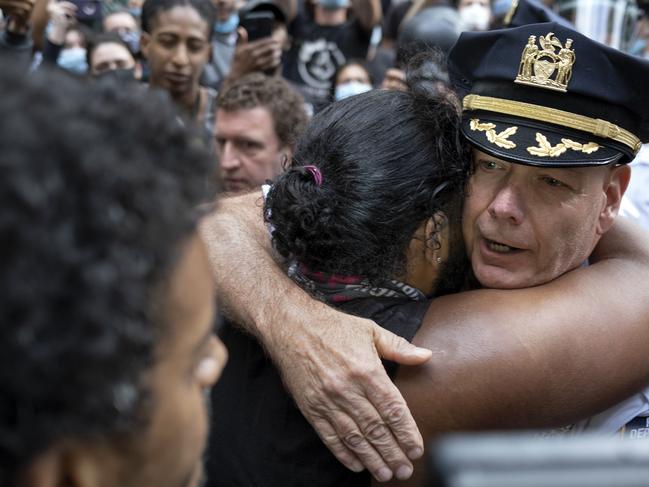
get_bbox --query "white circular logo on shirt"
[298,38,346,90]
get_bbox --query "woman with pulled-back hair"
[267,88,471,323]
[207,88,471,487]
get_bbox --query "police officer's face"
[462,149,630,289]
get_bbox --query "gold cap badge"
[515,33,576,93]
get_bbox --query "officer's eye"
[478,160,500,171]
[541,176,564,187]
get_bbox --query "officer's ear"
[596,164,631,235]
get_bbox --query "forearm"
[351,0,381,32]
[29,0,49,50]
[201,191,283,337]
[398,220,649,433]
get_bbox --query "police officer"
[448,21,649,435]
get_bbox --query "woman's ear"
[424,211,448,268]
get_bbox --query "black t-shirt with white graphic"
[283,14,371,111]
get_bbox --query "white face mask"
[58,47,88,74]
[334,81,372,101]
[459,4,491,31]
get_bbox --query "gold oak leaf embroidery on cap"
[470,119,518,149]
[561,139,600,154]
[527,133,601,157]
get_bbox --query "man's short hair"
[217,73,309,151]
[0,65,213,485]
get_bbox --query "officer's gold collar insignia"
[514,32,576,93]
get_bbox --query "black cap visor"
[461,111,626,167]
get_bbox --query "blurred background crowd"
[3,0,649,203]
[5,0,649,160]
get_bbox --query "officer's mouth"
[483,238,524,254]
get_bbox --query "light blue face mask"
[120,30,140,54]
[128,6,142,18]
[319,0,350,9]
[58,47,88,75]
[334,81,372,101]
[214,13,239,34]
[630,38,648,58]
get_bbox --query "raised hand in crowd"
[0,0,36,33]
[226,26,283,82]
[44,0,75,45]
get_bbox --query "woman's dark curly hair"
[265,88,471,283]
[0,65,213,485]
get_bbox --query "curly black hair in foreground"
[0,65,213,485]
[265,88,471,283]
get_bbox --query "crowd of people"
[3,0,649,486]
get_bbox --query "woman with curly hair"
[208,87,471,487]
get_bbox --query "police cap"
[449,22,649,167]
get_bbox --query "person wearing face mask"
[458,0,491,31]
[630,11,649,58]
[87,32,140,82]
[129,0,144,18]
[57,26,88,74]
[30,0,80,72]
[200,0,240,88]
[331,59,372,100]
[103,10,141,55]
[204,1,289,89]
[281,0,381,112]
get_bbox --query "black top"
[282,13,371,111]
[205,296,430,487]
[0,29,33,71]
[383,0,411,43]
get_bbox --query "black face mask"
[94,68,136,84]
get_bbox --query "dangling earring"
[436,257,443,264]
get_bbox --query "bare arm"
[390,219,649,485]
[350,0,381,33]
[200,191,433,482]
